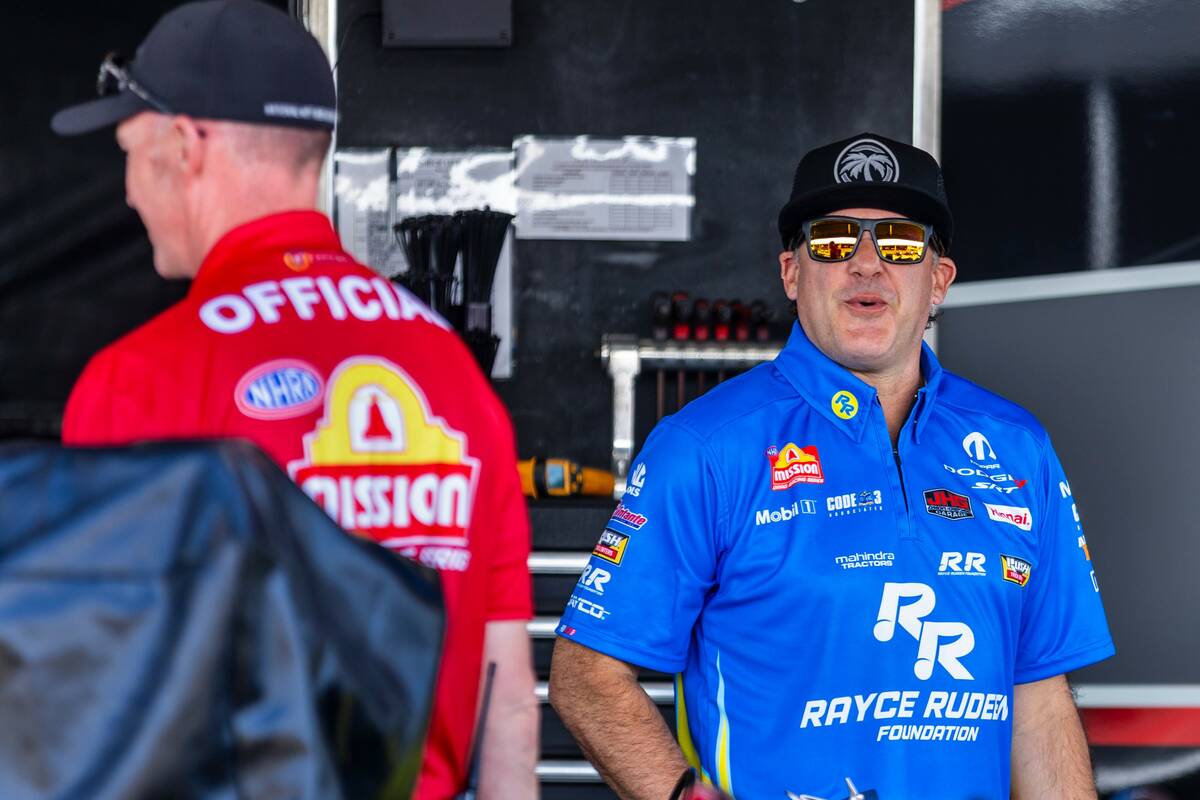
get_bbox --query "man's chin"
[829,335,896,374]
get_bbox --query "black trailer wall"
[335,0,915,465]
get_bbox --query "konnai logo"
[287,357,479,568]
[767,443,825,490]
[984,503,1033,532]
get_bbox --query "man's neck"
[850,358,924,446]
[184,172,321,277]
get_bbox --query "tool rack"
[600,334,783,495]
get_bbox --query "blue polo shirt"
[557,321,1113,800]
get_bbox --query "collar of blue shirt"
[772,320,944,445]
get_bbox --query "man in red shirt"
[51,2,538,797]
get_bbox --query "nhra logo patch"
[593,529,629,565]
[235,359,323,420]
[287,357,479,569]
[924,488,973,521]
[1000,554,1032,587]
[767,443,825,490]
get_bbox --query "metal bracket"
[601,334,782,495]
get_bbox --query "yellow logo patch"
[288,357,479,552]
[831,390,859,420]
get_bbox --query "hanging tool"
[692,298,711,394]
[671,292,692,410]
[518,457,616,499]
[651,291,671,420]
[712,299,731,382]
[732,300,751,342]
[750,299,772,342]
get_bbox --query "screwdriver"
[712,299,731,382]
[671,292,692,410]
[692,298,711,394]
[651,292,672,420]
[750,299,771,342]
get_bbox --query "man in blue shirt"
[549,133,1113,800]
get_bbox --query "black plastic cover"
[0,439,444,800]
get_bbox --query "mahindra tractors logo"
[962,431,995,463]
[874,582,975,680]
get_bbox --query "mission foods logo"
[924,488,973,521]
[1000,554,1032,587]
[767,443,825,490]
[593,529,629,565]
[287,357,479,556]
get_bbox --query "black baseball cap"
[777,132,953,252]
[51,0,336,136]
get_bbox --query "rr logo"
[579,564,611,595]
[831,390,859,420]
[874,582,975,680]
[939,552,986,575]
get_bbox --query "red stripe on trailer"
[1081,708,1200,747]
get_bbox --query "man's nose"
[848,232,884,275]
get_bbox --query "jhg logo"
[578,564,611,595]
[938,552,986,576]
[962,432,995,463]
[874,582,975,680]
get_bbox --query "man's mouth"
[844,294,888,312]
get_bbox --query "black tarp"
[0,439,443,800]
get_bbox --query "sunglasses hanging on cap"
[96,52,173,114]
[799,216,937,265]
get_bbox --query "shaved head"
[210,120,331,175]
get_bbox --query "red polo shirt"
[64,211,532,799]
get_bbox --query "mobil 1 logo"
[755,499,817,527]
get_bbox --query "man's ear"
[779,249,800,302]
[170,115,207,177]
[931,254,957,306]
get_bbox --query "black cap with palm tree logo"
[777,132,953,252]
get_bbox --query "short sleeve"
[556,419,723,673]
[1013,436,1115,683]
[482,403,533,621]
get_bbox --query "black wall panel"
[336,0,915,464]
